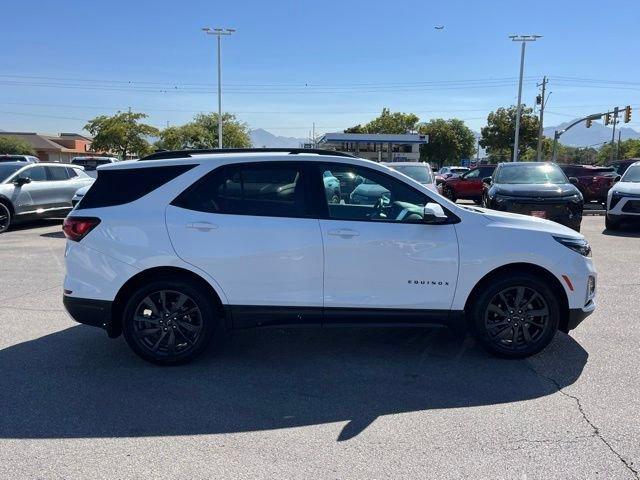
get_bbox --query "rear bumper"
[63,295,116,337]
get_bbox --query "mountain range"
[249,129,307,148]
[543,120,640,147]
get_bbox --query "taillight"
[62,217,101,242]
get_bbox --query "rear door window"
[172,162,313,218]
[46,166,70,181]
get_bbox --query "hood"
[492,183,579,198]
[612,181,640,195]
[466,206,583,239]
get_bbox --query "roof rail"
[140,148,355,161]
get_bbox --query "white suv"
[62,149,596,365]
[606,161,640,230]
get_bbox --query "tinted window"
[77,165,195,210]
[22,166,47,182]
[464,169,480,179]
[495,164,567,184]
[46,166,70,181]
[622,165,640,183]
[66,167,78,178]
[173,163,312,218]
[392,165,434,183]
[319,163,430,223]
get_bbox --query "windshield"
[0,164,22,182]
[393,165,434,183]
[621,165,640,183]
[495,164,567,185]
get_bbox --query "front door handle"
[186,222,218,231]
[327,228,360,238]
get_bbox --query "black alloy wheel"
[0,203,11,233]
[443,186,457,202]
[122,279,217,365]
[471,273,560,358]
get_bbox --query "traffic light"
[586,118,593,128]
[624,105,632,123]
[604,113,611,125]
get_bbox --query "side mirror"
[13,176,31,187]
[568,177,579,185]
[482,176,492,185]
[423,202,449,224]
[614,175,621,183]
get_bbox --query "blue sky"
[1,0,639,139]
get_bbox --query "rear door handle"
[327,228,360,237]
[186,222,218,231]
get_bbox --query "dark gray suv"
[0,162,94,233]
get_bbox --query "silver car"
[0,162,94,233]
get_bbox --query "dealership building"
[317,132,428,162]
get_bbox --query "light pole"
[202,27,236,149]
[509,34,541,162]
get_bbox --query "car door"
[7,165,51,215]
[166,161,324,328]
[314,162,459,318]
[45,165,79,210]
[456,168,482,198]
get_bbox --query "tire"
[469,273,560,359]
[122,277,219,365]
[443,186,457,202]
[0,202,11,234]
[605,214,620,231]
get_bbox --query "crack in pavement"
[527,364,639,479]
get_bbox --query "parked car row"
[0,162,94,233]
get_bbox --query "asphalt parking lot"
[1,216,639,479]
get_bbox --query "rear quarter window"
[76,164,196,210]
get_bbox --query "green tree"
[596,139,640,164]
[85,111,159,159]
[0,136,36,155]
[157,113,251,150]
[480,106,539,161]
[417,118,476,168]
[344,108,420,134]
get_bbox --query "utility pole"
[509,34,542,162]
[476,137,480,163]
[610,107,619,162]
[536,76,547,161]
[312,122,316,147]
[202,27,236,149]
[616,130,622,161]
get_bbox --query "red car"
[558,164,619,205]
[441,165,496,203]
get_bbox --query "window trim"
[311,162,459,225]
[171,161,321,220]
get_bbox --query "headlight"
[553,236,591,257]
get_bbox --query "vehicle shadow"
[8,218,63,232]
[40,231,66,239]
[602,226,640,237]
[0,326,587,441]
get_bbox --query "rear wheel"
[469,273,560,358]
[0,203,11,233]
[122,278,218,365]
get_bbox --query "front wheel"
[469,273,560,359]
[0,203,11,233]
[122,277,219,365]
[443,186,457,202]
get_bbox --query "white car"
[606,160,640,230]
[62,149,596,365]
[382,162,438,193]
